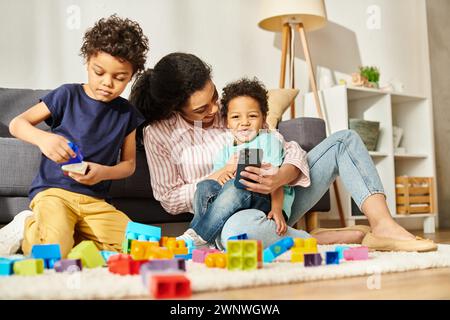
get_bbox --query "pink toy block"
[344,246,369,260]
[192,248,220,263]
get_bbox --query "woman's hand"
[38,133,76,163]
[238,163,283,194]
[68,162,107,186]
[267,209,287,236]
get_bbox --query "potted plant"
[359,66,380,88]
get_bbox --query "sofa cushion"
[0,88,51,138]
[0,138,41,196]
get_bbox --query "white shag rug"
[1,244,450,299]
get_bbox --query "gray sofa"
[0,87,329,225]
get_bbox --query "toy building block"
[192,248,220,263]
[122,238,133,254]
[304,253,323,267]
[67,241,105,268]
[0,256,24,276]
[175,253,192,260]
[325,251,340,265]
[13,259,44,276]
[263,237,294,263]
[141,258,186,272]
[100,250,119,264]
[291,237,318,263]
[61,142,88,175]
[335,246,350,260]
[54,259,83,273]
[227,240,263,271]
[31,244,61,269]
[344,246,369,261]
[164,238,188,255]
[130,240,172,260]
[107,254,147,275]
[125,221,161,242]
[228,233,248,241]
[204,253,227,268]
[148,274,191,299]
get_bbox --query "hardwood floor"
[190,229,450,300]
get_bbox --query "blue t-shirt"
[29,83,144,200]
[213,131,295,218]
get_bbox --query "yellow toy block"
[205,253,227,268]
[291,237,318,263]
[68,241,105,268]
[227,240,262,271]
[147,247,174,260]
[13,259,44,276]
[130,240,160,260]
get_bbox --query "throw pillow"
[266,88,300,129]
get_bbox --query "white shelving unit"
[301,85,438,233]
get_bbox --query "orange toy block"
[204,253,227,268]
[130,240,160,260]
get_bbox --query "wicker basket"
[396,176,434,215]
[349,119,380,151]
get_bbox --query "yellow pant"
[22,188,131,258]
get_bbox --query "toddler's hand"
[68,162,106,186]
[38,133,76,163]
[267,210,287,236]
[217,171,234,185]
[225,153,238,173]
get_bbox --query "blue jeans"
[216,130,385,250]
[191,179,271,243]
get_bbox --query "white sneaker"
[0,210,33,256]
[176,228,209,248]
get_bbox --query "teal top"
[213,131,295,218]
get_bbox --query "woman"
[130,52,436,252]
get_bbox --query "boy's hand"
[267,209,287,236]
[68,162,106,186]
[38,133,76,163]
[217,171,234,185]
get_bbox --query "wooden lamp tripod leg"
[297,23,346,229]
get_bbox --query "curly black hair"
[129,52,212,145]
[220,77,269,118]
[80,14,149,75]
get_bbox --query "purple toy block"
[140,258,186,272]
[325,251,340,265]
[192,248,220,263]
[54,259,83,272]
[304,253,323,267]
[344,246,369,261]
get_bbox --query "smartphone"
[234,148,263,189]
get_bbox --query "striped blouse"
[143,113,311,215]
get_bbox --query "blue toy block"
[100,251,119,264]
[175,253,192,260]
[0,258,14,276]
[31,244,62,269]
[263,237,294,263]
[335,245,350,260]
[325,251,340,265]
[228,233,248,241]
[304,253,323,267]
[125,221,161,242]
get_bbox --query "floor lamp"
[258,0,346,229]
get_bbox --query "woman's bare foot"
[314,230,365,245]
[370,220,415,240]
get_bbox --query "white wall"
[0,0,432,103]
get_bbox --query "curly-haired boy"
[1,15,149,257]
[177,78,293,247]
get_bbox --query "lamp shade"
[258,0,327,32]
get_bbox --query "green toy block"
[68,241,105,268]
[13,259,44,276]
[226,240,259,271]
[122,238,133,254]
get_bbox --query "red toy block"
[344,246,369,261]
[149,274,191,299]
[107,254,146,275]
